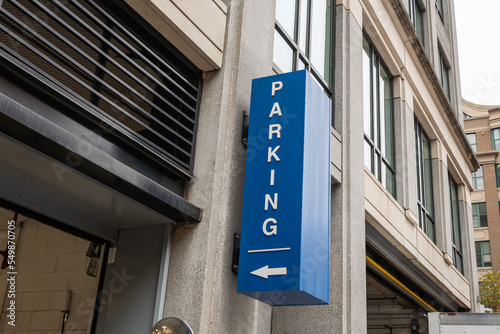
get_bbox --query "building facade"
[463,100,500,276]
[0,0,479,333]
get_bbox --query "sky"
[455,0,500,106]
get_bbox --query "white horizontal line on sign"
[248,247,291,253]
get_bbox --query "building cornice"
[475,151,499,165]
[388,0,479,170]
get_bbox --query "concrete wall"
[124,0,227,71]
[161,1,276,333]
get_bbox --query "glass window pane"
[484,254,492,267]
[476,176,484,190]
[473,166,484,190]
[385,164,395,196]
[310,0,327,81]
[476,242,483,266]
[276,0,296,38]
[449,177,462,258]
[363,41,372,137]
[379,65,392,160]
[479,202,487,215]
[364,141,372,171]
[473,215,479,228]
[372,57,379,149]
[439,53,450,99]
[423,138,434,216]
[426,216,435,242]
[273,30,294,73]
[483,241,492,267]
[436,0,443,13]
[415,5,424,43]
[492,129,500,150]
[298,0,308,53]
[324,0,332,85]
[297,60,306,71]
[408,0,415,22]
[496,164,500,188]
[484,241,491,254]
[481,215,488,227]
[473,203,488,228]
[466,133,477,153]
[381,162,387,188]
[456,254,463,273]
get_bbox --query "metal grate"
[0,0,201,173]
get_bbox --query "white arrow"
[250,265,287,279]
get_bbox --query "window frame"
[472,202,488,228]
[476,241,492,268]
[415,119,436,242]
[438,50,451,100]
[466,133,477,153]
[435,0,444,22]
[472,166,484,190]
[363,32,396,197]
[496,164,500,188]
[492,128,500,150]
[449,175,463,274]
[273,0,334,98]
[408,0,425,44]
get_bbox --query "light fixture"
[86,241,102,277]
[150,317,193,334]
[411,318,419,334]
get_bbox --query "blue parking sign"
[237,70,331,306]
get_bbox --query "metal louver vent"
[0,0,201,174]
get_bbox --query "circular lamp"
[150,317,193,334]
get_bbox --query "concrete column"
[271,5,366,333]
[433,157,450,253]
[461,199,481,312]
[162,0,276,333]
[395,98,418,215]
[405,102,419,218]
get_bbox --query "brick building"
[463,100,500,276]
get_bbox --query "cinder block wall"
[0,217,100,333]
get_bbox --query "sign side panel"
[299,73,331,304]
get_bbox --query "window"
[476,241,492,267]
[408,0,425,44]
[496,164,500,188]
[435,0,444,21]
[363,33,395,196]
[439,51,451,100]
[472,166,484,190]
[449,176,463,274]
[466,133,477,153]
[0,0,201,174]
[273,0,333,93]
[415,119,435,242]
[472,203,488,228]
[492,128,500,150]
